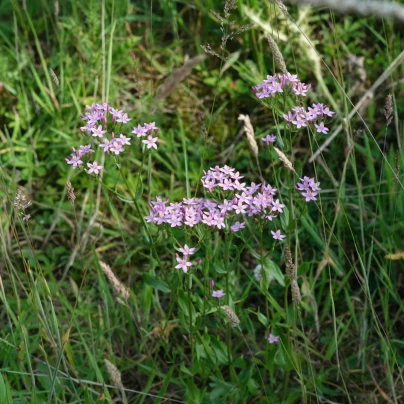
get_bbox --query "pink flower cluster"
[253,72,311,99]
[253,72,335,136]
[66,103,159,175]
[283,103,335,134]
[146,166,286,241]
[296,176,321,202]
[175,244,195,273]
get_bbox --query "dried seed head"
[224,0,237,18]
[384,94,393,125]
[267,34,287,75]
[200,43,222,59]
[14,189,31,211]
[274,147,296,174]
[291,280,301,304]
[285,245,296,281]
[238,114,258,157]
[221,305,241,330]
[49,68,59,87]
[272,0,289,17]
[66,181,76,205]
[99,261,130,300]
[104,359,124,390]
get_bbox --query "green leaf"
[180,362,193,376]
[280,206,289,230]
[263,258,285,287]
[116,193,134,204]
[256,312,269,327]
[0,374,7,404]
[214,261,227,274]
[297,262,310,276]
[143,273,171,293]
[229,247,240,272]
[134,174,143,201]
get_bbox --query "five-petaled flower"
[87,161,103,175]
[142,135,159,150]
[314,122,329,134]
[212,290,226,298]
[271,229,285,241]
[175,254,192,273]
[262,134,276,145]
[178,244,196,256]
[267,333,280,344]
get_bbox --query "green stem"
[187,273,194,382]
[224,232,236,381]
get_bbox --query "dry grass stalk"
[99,261,130,300]
[395,150,400,187]
[49,68,59,86]
[273,147,296,174]
[384,94,393,125]
[238,114,258,157]
[154,54,206,104]
[66,181,76,205]
[221,305,241,330]
[284,0,404,23]
[267,33,287,74]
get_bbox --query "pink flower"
[178,244,196,256]
[119,134,131,146]
[142,135,159,150]
[175,254,192,273]
[231,221,245,232]
[87,161,103,175]
[271,230,285,241]
[79,144,94,154]
[116,113,132,123]
[66,154,83,169]
[91,125,107,138]
[262,134,276,145]
[314,122,329,134]
[271,199,285,213]
[267,333,280,344]
[212,290,225,298]
[302,190,318,202]
[132,124,148,138]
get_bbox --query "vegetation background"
[0,0,403,402]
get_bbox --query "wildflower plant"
[137,68,336,399]
[66,103,160,175]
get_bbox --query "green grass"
[0,0,404,402]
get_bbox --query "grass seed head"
[267,34,288,74]
[238,114,258,157]
[285,245,297,281]
[291,279,302,303]
[274,147,296,174]
[384,94,393,125]
[99,261,130,300]
[66,181,76,205]
[104,359,124,390]
[221,305,241,329]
